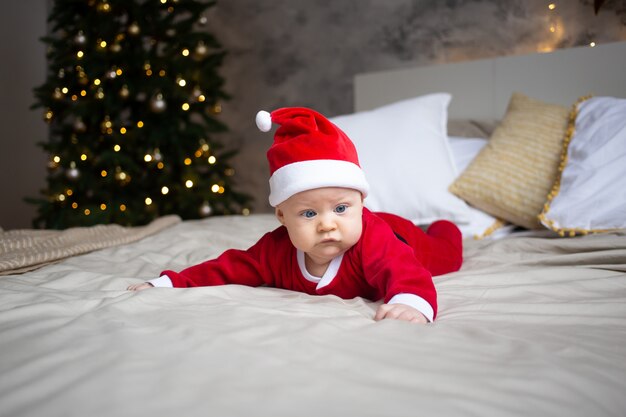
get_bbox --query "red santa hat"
[256,107,369,207]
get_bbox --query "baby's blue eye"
[334,204,347,214]
[302,209,316,218]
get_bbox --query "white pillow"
[448,136,488,174]
[330,94,473,226]
[540,96,626,234]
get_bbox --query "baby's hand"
[374,303,428,324]
[127,282,154,291]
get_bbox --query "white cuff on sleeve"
[148,275,173,288]
[388,293,434,322]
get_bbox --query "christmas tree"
[31,0,250,229]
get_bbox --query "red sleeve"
[358,212,438,318]
[160,230,278,288]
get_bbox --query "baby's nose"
[317,215,337,232]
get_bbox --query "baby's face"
[275,187,363,265]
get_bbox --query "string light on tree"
[48,155,60,170]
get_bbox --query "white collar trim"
[297,250,343,290]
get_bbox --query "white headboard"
[355,41,626,120]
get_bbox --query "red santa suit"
[147,107,464,321]
[150,208,462,321]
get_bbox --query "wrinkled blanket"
[1,214,625,417]
[0,215,180,275]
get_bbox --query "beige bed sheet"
[1,214,625,417]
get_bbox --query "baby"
[128,107,462,323]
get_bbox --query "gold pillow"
[449,93,569,229]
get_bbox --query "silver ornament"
[150,93,167,113]
[74,118,87,133]
[199,202,212,217]
[119,85,129,98]
[194,42,207,59]
[52,88,64,100]
[191,86,202,99]
[128,22,140,35]
[75,31,86,45]
[66,163,80,180]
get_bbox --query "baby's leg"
[423,220,463,276]
[376,212,462,276]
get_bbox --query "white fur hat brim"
[269,159,369,207]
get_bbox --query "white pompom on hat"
[256,107,369,207]
[255,110,272,132]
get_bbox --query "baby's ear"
[275,207,285,225]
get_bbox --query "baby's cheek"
[346,222,363,246]
[287,226,315,251]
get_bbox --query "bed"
[2,42,626,417]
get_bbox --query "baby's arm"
[127,274,173,291]
[374,303,428,324]
[127,282,154,291]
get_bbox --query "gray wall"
[211,0,626,214]
[1,0,625,229]
[0,1,48,230]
